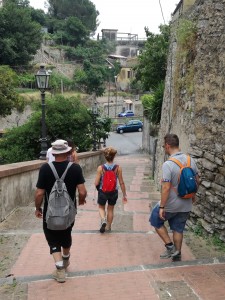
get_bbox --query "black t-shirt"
[36,161,85,217]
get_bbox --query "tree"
[47,0,99,33]
[70,40,115,96]
[73,60,107,96]
[45,95,93,152]
[0,1,42,66]
[135,25,170,91]
[54,16,90,47]
[0,66,24,117]
[0,95,101,163]
[95,117,111,143]
[141,81,165,124]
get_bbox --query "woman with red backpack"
[94,147,127,233]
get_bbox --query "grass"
[191,222,225,252]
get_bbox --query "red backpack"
[101,164,118,193]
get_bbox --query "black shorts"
[98,190,118,206]
[43,221,74,254]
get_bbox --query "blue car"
[118,110,134,117]
[116,120,143,133]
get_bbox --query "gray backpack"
[46,162,76,230]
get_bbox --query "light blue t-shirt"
[161,152,199,213]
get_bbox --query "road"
[105,131,143,155]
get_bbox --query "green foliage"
[141,81,164,124]
[0,112,42,163]
[174,19,197,98]
[0,66,25,116]
[65,39,113,64]
[129,79,144,93]
[66,39,115,96]
[47,0,99,33]
[135,25,170,91]
[211,234,225,251]
[191,223,225,251]
[94,117,111,142]
[0,1,42,66]
[45,95,92,152]
[74,60,107,96]
[29,7,47,26]
[17,73,35,89]
[49,72,74,93]
[176,19,197,54]
[53,16,90,47]
[0,95,96,163]
[192,222,203,236]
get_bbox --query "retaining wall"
[0,151,104,222]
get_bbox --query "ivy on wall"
[174,19,198,107]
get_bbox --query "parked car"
[116,120,143,133]
[117,110,134,117]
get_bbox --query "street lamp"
[107,66,112,117]
[35,65,50,160]
[114,75,118,117]
[92,101,98,151]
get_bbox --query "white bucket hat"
[51,139,72,155]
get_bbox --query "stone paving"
[1,153,225,299]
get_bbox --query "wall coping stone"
[0,150,103,179]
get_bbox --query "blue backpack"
[169,155,198,199]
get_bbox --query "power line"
[158,0,166,25]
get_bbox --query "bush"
[0,95,95,163]
[141,81,164,124]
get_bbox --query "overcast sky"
[29,0,179,38]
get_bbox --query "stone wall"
[0,151,104,222]
[155,0,225,240]
[0,106,32,131]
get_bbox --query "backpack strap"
[168,155,190,168]
[168,155,191,195]
[48,162,59,180]
[102,164,118,174]
[186,155,191,167]
[61,162,73,180]
[113,164,119,175]
[48,162,73,180]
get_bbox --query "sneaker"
[105,225,111,232]
[100,219,107,233]
[62,255,70,269]
[172,252,182,262]
[52,268,66,283]
[160,245,180,259]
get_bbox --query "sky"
[29,0,179,38]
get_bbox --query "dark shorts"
[149,204,190,233]
[43,221,74,254]
[98,190,118,206]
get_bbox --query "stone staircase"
[33,44,78,79]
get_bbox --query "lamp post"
[107,66,112,117]
[114,75,118,117]
[35,65,50,160]
[92,101,98,151]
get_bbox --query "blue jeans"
[149,204,190,233]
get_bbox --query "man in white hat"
[46,139,68,163]
[35,139,87,283]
